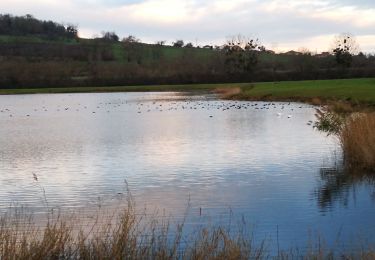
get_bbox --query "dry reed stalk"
[340,113,375,171]
[1,207,374,259]
[0,196,374,259]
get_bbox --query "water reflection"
[1,92,375,250]
[315,166,375,211]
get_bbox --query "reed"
[315,105,375,172]
[340,113,375,171]
[0,196,267,260]
[1,201,375,259]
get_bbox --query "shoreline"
[1,78,374,108]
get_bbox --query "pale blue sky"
[1,0,374,52]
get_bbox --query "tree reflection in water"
[314,166,375,211]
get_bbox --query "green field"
[1,78,375,105]
[235,78,375,104]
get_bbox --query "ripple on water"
[0,92,374,252]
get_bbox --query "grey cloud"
[102,1,373,48]
[0,0,373,52]
[332,0,375,8]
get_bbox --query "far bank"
[1,78,375,107]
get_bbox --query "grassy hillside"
[1,15,375,88]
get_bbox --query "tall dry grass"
[0,196,266,260]
[315,106,375,172]
[1,201,375,259]
[0,175,374,259]
[340,113,375,171]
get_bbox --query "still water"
[0,92,374,251]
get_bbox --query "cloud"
[109,0,204,25]
[0,0,374,52]
[332,0,375,8]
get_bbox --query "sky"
[1,0,374,53]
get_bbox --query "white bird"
[287,115,292,118]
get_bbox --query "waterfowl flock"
[0,96,316,125]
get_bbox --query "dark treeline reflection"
[315,166,375,211]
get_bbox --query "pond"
[0,92,374,252]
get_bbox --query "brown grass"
[214,87,242,99]
[0,197,267,260]
[340,113,375,171]
[1,201,375,259]
[328,101,354,114]
[310,97,323,106]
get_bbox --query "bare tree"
[122,35,140,44]
[66,24,78,39]
[223,34,264,74]
[332,33,360,67]
[297,47,312,55]
[173,40,184,48]
[184,42,194,48]
[155,40,166,46]
[101,31,119,42]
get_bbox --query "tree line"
[0,14,78,40]
[0,14,375,88]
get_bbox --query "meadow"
[231,78,375,104]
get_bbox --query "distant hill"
[0,14,375,88]
[0,14,77,40]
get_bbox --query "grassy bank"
[1,78,375,105]
[231,78,375,105]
